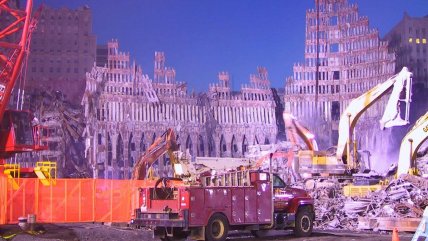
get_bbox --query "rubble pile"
[311,184,359,230]
[417,154,428,177]
[28,90,91,178]
[309,174,428,230]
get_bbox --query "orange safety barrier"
[0,176,151,224]
[0,176,7,224]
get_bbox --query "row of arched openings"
[106,133,271,167]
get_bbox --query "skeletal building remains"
[82,40,278,179]
[284,0,396,161]
[9,6,96,176]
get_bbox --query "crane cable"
[15,5,42,110]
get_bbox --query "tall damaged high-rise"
[284,0,396,157]
[82,41,278,179]
[383,13,428,122]
[26,6,96,106]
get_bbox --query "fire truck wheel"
[251,230,268,238]
[294,207,313,237]
[205,213,229,241]
[160,228,187,241]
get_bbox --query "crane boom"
[132,128,178,180]
[0,0,33,120]
[396,111,428,176]
[336,67,412,169]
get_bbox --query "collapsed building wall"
[9,89,90,178]
[284,0,397,172]
[28,90,90,178]
[82,41,278,179]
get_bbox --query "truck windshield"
[273,174,286,188]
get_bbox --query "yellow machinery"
[132,128,179,180]
[396,111,428,176]
[295,67,412,178]
[343,184,383,197]
[336,67,412,172]
[343,111,427,197]
[2,163,20,190]
[34,161,57,186]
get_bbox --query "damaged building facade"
[26,5,96,105]
[284,0,396,155]
[8,6,96,176]
[82,40,278,179]
[384,13,428,90]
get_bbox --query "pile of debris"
[417,153,428,177]
[27,90,91,178]
[309,174,428,231]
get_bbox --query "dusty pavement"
[0,223,416,241]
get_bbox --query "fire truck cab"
[131,169,314,241]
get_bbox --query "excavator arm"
[283,112,319,151]
[336,67,412,169]
[131,128,179,180]
[396,111,428,176]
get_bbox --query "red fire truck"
[131,169,314,241]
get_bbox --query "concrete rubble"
[306,168,428,231]
[416,149,428,178]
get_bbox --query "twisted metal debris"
[307,168,428,230]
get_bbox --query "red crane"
[0,0,46,165]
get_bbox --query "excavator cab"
[0,110,50,189]
[0,109,46,155]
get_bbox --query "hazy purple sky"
[35,0,428,92]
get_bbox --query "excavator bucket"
[380,67,412,129]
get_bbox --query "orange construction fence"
[0,176,149,224]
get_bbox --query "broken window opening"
[198,135,205,156]
[140,133,146,154]
[231,135,237,158]
[331,101,340,121]
[107,134,112,166]
[128,133,134,169]
[264,137,270,145]
[242,135,248,156]
[208,136,215,157]
[220,135,226,157]
[117,134,124,169]
[333,71,340,80]
[186,135,193,156]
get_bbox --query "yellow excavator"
[344,110,427,197]
[132,128,180,180]
[294,67,413,181]
[396,111,428,177]
[283,112,319,152]
[336,67,413,173]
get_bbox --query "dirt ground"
[0,223,416,241]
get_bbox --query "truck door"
[244,188,257,223]
[256,181,272,223]
[189,188,205,226]
[231,188,245,224]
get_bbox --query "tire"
[160,237,186,241]
[159,228,188,241]
[294,207,313,237]
[205,213,229,241]
[251,230,268,238]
